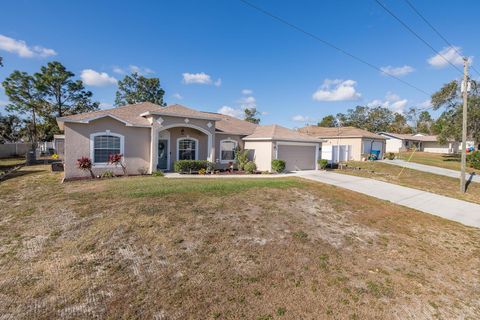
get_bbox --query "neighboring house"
[56,103,322,179]
[53,134,65,156]
[378,132,468,154]
[298,126,386,162]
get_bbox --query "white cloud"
[367,92,408,113]
[0,34,57,58]
[312,79,361,101]
[380,65,415,76]
[182,72,221,86]
[112,65,154,75]
[182,72,212,85]
[292,115,313,122]
[238,95,256,109]
[80,69,117,86]
[172,93,183,100]
[427,46,466,68]
[217,105,244,119]
[242,89,253,95]
[419,99,431,108]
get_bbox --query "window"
[220,140,237,162]
[93,134,121,163]
[178,138,197,160]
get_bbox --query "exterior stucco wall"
[64,118,151,179]
[423,141,456,154]
[214,133,245,169]
[244,140,274,171]
[362,139,386,159]
[322,138,363,161]
[383,137,404,153]
[167,127,209,169]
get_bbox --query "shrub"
[385,152,396,160]
[235,149,250,171]
[271,159,286,173]
[77,157,95,178]
[317,159,328,170]
[244,161,257,174]
[198,168,207,175]
[108,153,127,176]
[174,160,210,173]
[152,170,164,177]
[101,170,115,178]
[467,150,480,169]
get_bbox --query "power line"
[403,0,480,78]
[374,0,464,76]
[238,0,431,97]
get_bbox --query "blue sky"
[0,0,478,128]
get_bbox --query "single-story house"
[378,132,469,154]
[56,102,322,179]
[298,126,386,162]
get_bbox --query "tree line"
[317,81,480,144]
[0,61,167,144]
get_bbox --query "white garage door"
[277,145,316,171]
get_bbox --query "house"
[56,102,322,179]
[378,132,467,154]
[298,126,386,162]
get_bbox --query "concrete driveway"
[296,170,480,228]
[380,159,480,183]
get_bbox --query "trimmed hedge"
[271,159,286,173]
[174,160,212,173]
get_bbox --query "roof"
[244,125,323,142]
[378,132,443,142]
[56,102,257,135]
[299,126,386,140]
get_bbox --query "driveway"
[380,159,480,183]
[296,170,480,228]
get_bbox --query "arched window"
[177,138,198,160]
[90,132,124,164]
[220,139,237,162]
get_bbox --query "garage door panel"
[277,145,316,171]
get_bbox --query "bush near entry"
[174,160,211,173]
[244,161,257,174]
[317,159,328,170]
[271,159,286,173]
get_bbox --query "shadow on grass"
[1,169,47,182]
[466,172,476,191]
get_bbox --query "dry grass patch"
[336,161,480,204]
[398,151,479,174]
[1,165,479,319]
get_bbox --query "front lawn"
[336,161,480,204]
[1,165,480,319]
[398,151,479,173]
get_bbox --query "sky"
[1,0,479,128]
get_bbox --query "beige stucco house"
[378,132,468,154]
[57,102,322,179]
[299,126,386,161]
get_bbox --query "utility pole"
[460,57,469,193]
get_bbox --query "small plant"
[276,307,286,316]
[109,153,127,176]
[198,168,207,175]
[317,159,328,170]
[293,230,308,241]
[244,161,257,174]
[385,152,395,160]
[152,170,164,177]
[77,156,95,178]
[101,170,115,178]
[467,150,480,169]
[235,148,250,171]
[271,159,286,173]
[174,160,210,173]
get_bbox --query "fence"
[0,143,33,158]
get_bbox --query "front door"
[158,139,168,170]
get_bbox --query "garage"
[277,144,316,171]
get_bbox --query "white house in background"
[378,132,472,154]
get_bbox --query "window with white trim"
[220,140,237,162]
[178,138,197,160]
[93,135,121,163]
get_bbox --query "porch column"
[149,123,160,173]
[207,132,214,162]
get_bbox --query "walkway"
[380,159,480,183]
[296,170,480,228]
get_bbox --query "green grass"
[106,177,305,197]
[0,157,25,171]
[398,151,479,173]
